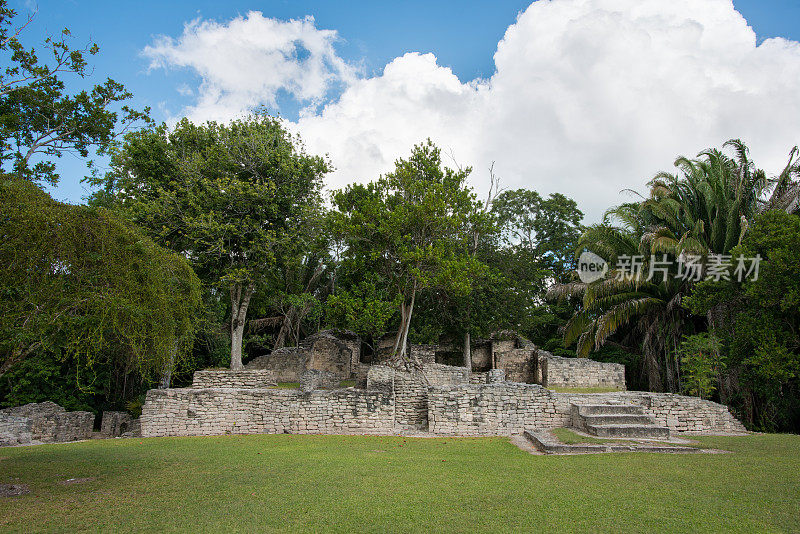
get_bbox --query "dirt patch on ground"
[59,477,96,485]
[0,484,30,497]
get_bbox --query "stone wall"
[409,345,437,364]
[0,415,32,446]
[101,411,133,437]
[495,349,536,383]
[422,363,470,386]
[245,348,307,381]
[559,392,746,433]
[300,370,340,392]
[540,354,626,389]
[0,402,94,445]
[427,384,745,435]
[470,344,492,371]
[141,387,395,437]
[141,365,744,438]
[244,331,355,381]
[427,383,559,435]
[192,370,277,388]
[305,334,353,378]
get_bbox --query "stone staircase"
[572,403,670,439]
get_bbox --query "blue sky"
[7,0,800,219]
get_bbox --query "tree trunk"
[463,332,471,370]
[393,282,417,361]
[645,349,663,392]
[230,283,255,370]
[158,337,180,389]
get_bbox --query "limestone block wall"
[141,387,395,437]
[422,363,470,386]
[306,337,352,378]
[0,402,93,444]
[409,345,437,364]
[0,415,32,446]
[101,411,133,437]
[141,366,744,438]
[541,355,626,389]
[427,385,745,435]
[245,348,307,381]
[495,349,536,383]
[557,392,746,433]
[470,344,492,371]
[300,370,340,392]
[427,383,559,436]
[192,370,277,388]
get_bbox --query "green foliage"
[677,333,723,399]
[330,140,488,358]
[685,210,800,430]
[0,178,202,386]
[92,113,329,368]
[492,189,584,280]
[325,279,401,340]
[0,1,149,186]
[550,139,798,395]
[0,352,101,413]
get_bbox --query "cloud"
[142,12,357,122]
[145,1,800,221]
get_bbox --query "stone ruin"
[245,329,361,382]
[405,331,626,390]
[141,359,744,438]
[100,411,141,438]
[0,402,94,446]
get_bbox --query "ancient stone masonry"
[300,370,340,392]
[0,402,94,446]
[539,353,626,390]
[495,349,537,383]
[141,364,745,438]
[244,330,355,381]
[193,369,277,388]
[426,385,745,436]
[142,387,395,437]
[0,416,32,446]
[101,411,133,437]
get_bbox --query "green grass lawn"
[1,433,799,533]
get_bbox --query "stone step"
[523,430,697,455]
[582,414,654,426]
[578,404,644,416]
[586,423,670,439]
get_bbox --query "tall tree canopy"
[0,178,201,383]
[330,140,487,362]
[0,1,148,186]
[92,114,330,369]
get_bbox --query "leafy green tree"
[93,115,330,369]
[330,140,486,361]
[0,178,201,385]
[0,2,149,186]
[685,210,800,430]
[677,333,724,399]
[492,189,584,280]
[549,140,798,393]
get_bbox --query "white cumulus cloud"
[142,12,357,122]
[144,1,800,221]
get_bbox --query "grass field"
[1,433,799,533]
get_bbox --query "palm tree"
[549,139,795,392]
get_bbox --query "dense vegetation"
[0,3,798,432]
